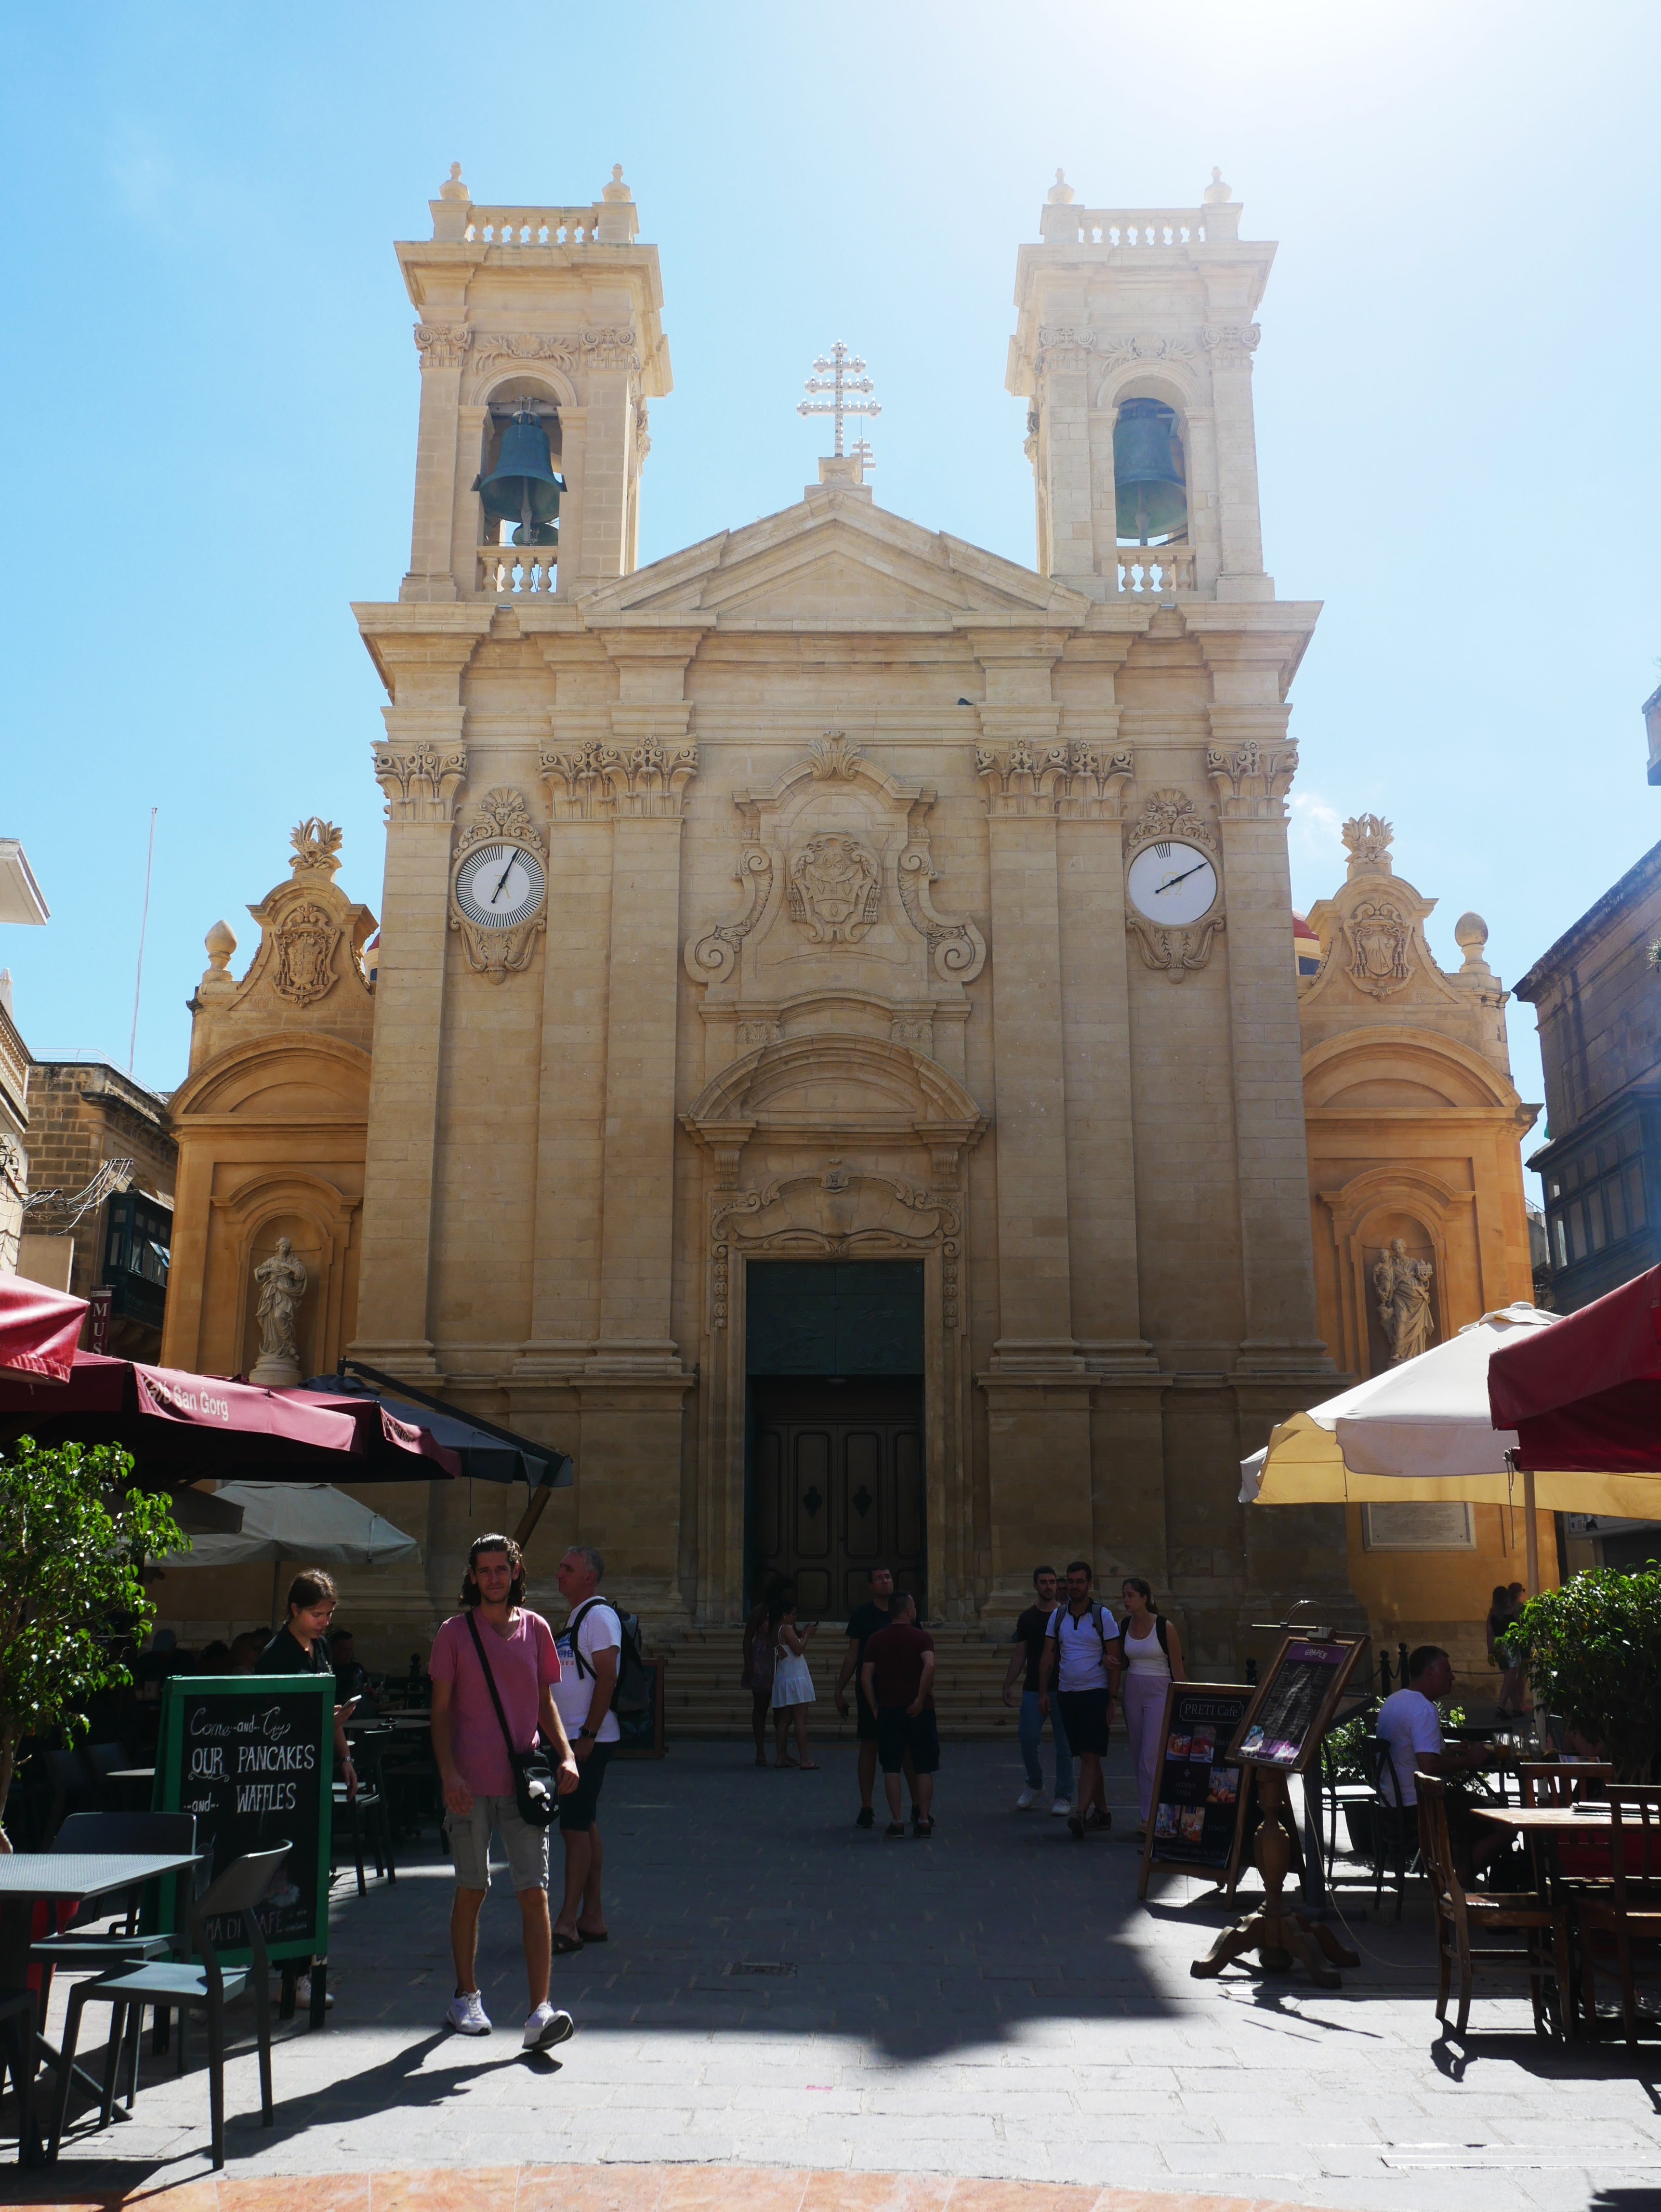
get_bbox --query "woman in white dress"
[770,1596,819,1769]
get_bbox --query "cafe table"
[1476,1804,1620,2028]
[0,1849,203,2161]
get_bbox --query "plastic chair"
[0,1988,40,2165]
[1361,1738,1417,1921]
[48,1844,288,2170]
[1418,1772,1571,2040]
[1576,1784,1661,2050]
[333,1729,396,1896]
[30,1813,198,2123]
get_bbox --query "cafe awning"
[0,1274,87,1382]
[1489,1262,1661,1477]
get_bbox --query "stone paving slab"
[15,1743,1661,2212]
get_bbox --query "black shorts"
[877,1705,940,1776]
[1056,1687,1111,1758]
[557,1739,614,1831]
[855,1683,879,1742]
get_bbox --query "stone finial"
[1455,910,1499,985]
[440,162,471,203]
[198,918,238,999]
[1342,812,1393,878]
[1204,166,1232,204]
[290,818,343,876]
[603,163,633,203]
[1048,167,1076,205]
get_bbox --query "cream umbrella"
[162,1480,420,1626]
[1241,1304,1661,1593]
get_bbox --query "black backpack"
[569,1597,652,1721]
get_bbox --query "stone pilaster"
[402,320,470,603]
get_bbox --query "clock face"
[454,841,546,930]
[1126,838,1219,926]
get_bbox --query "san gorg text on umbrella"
[0,1351,461,1485]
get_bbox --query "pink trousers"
[1121,1672,1169,1822]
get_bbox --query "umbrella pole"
[271,1557,283,1632]
[1524,1468,1539,1597]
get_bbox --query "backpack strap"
[567,1596,619,1681]
[1155,1614,1170,1656]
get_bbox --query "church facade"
[159,167,1540,1676]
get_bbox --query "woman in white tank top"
[1117,1577,1186,1831]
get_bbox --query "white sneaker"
[1015,1787,1039,1810]
[522,2000,575,2051]
[1051,1796,1072,1817]
[446,1989,492,2035]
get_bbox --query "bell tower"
[1007,168,1274,601]
[395,163,672,604]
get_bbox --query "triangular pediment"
[578,489,1090,631]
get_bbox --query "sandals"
[885,1821,907,1838]
[577,1927,608,1944]
[551,1933,582,1955]
[914,1816,935,1839]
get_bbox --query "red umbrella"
[0,1351,460,1484]
[1488,1262,1661,1475]
[0,1275,88,1383]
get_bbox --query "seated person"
[330,1627,369,1707]
[228,1630,264,1673]
[1376,1645,1504,1885]
[200,1639,232,1673]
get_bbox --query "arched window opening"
[1114,397,1187,547]
[474,392,564,548]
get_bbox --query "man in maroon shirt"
[859,1591,938,1837]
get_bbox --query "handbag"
[466,1610,556,1829]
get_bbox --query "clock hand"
[488,856,516,907]
[1155,860,1211,894]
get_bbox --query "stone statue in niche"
[250,1236,308,1384]
[1373,1238,1435,1365]
[787,832,881,944]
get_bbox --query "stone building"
[157,166,1540,1679]
[19,1064,176,1358]
[0,839,49,1278]
[1515,690,1661,1314]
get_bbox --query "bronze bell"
[1114,399,1186,546]
[474,409,565,546]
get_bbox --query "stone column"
[402,325,469,604]
[1200,323,1271,600]
[351,619,489,1372]
[1202,694,1330,1375]
[1036,336,1094,579]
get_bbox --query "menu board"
[151,1673,333,1965]
[1229,1634,1366,1773]
[1137,1683,1253,1900]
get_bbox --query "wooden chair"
[1576,1784,1661,2050]
[1519,1761,1613,1806]
[1417,1772,1572,2039]
[49,1844,288,2170]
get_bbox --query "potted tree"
[0,1437,184,1847]
[1507,1565,1661,1780]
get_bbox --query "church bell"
[474,408,565,545]
[1113,398,1186,545]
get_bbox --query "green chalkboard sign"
[152,1673,333,1965]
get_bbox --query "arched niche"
[214,1169,362,1381]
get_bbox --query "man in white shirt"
[550,1545,622,1950]
[1038,1561,1119,1840]
[1375,1645,1502,1881]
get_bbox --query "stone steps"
[652,1625,1019,1741]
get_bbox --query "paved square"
[24,1741,1661,2212]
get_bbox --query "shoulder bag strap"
[466,1609,521,1760]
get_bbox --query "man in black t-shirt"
[835,1564,903,1830]
[1000,1565,1075,1815]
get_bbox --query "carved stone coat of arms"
[273,901,339,1006]
[787,832,881,945]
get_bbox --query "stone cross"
[798,342,880,459]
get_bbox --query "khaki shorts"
[444,1792,549,1894]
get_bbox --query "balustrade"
[1061,208,1208,247]
[1115,546,1196,596]
[463,205,602,247]
[477,546,557,596]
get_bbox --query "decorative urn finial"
[603,163,633,202]
[1204,165,1232,204]
[1048,167,1076,205]
[441,162,470,202]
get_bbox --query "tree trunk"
[0,1726,17,1851]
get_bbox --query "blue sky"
[2,1,1657,1187]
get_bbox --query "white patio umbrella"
[1240,1304,1564,1587]
[163,1481,421,1625]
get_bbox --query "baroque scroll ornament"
[787,833,882,945]
[1125,788,1217,853]
[1126,913,1225,985]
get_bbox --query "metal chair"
[1361,1737,1417,1921]
[1576,1784,1661,2049]
[1418,1772,1571,2040]
[0,1988,40,2165]
[333,1728,396,1896]
[30,1813,198,2125]
[49,1844,288,2170]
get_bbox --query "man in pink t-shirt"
[430,1531,579,2049]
